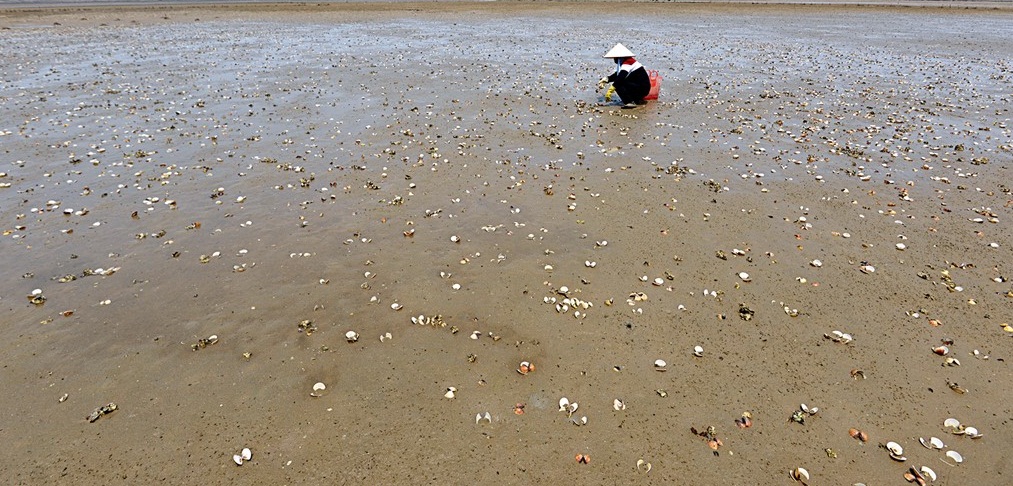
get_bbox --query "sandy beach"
[1,1,1011,484]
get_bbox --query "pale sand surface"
[1,2,1011,485]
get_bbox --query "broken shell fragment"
[475,412,492,424]
[636,459,652,473]
[444,387,457,399]
[932,345,949,356]
[788,467,810,482]
[810,259,823,267]
[945,450,963,463]
[345,331,360,342]
[613,398,626,411]
[86,402,117,423]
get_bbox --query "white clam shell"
[241,448,252,461]
[613,398,626,411]
[233,454,244,466]
[345,331,359,342]
[789,467,810,481]
[943,417,961,428]
[654,359,667,370]
[444,387,457,399]
[312,382,326,392]
[653,277,664,286]
[693,345,704,357]
[810,259,823,267]
[886,441,904,455]
[738,272,750,282]
[920,466,937,481]
[920,436,945,449]
[559,397,570,411]
[946,450,963,463]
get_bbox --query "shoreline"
[3,0,1013,17]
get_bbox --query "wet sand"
[1,2,1012,484]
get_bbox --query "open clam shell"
[241,448,252,461]
[886,441,907,461]
[920,466,937,482]
[654,359,668,371]
[919,436,944,449]
[559,397,570,412]
[945,450,963,464]
[943,418,961,429]
[788,467,810,482]
[693,345,704,357]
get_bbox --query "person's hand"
[597,77,609,90]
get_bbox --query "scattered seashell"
[849,428,869,442]
[959,426,981,438]
[584,260,597,268]
[233,454,244,466]
[345,331,359,343]
[735,412,753,428]
[738,272,751,282]
[572,416,588,426]
[945,450,963,463]
[943,418,961,429]
[559,397,570,412]
[693,345,704,357]
[860,264,876,274]
[932,345,949,355]
[920,466,936,481]
[241,448,252,461]
[654,359,668,371]
[379,332,393,342]
[312,382,326,392]
[575,453,590,464]
[886,441,907,461]
[943,357,960,367]
[920,436,945,449]
[390,302,403,311]
[896,243,907,250]
[613,398,626,411]
[653,277,664,286]
[800,403,819,415]
[444,387,457,399]
[636,458,652,473]
[517,361,535,375]
[788,467,810,482]
[475,412,492,424]
[810,259,823,267]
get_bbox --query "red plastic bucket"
[645,70,662,101]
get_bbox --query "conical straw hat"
[603,43,635,58]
